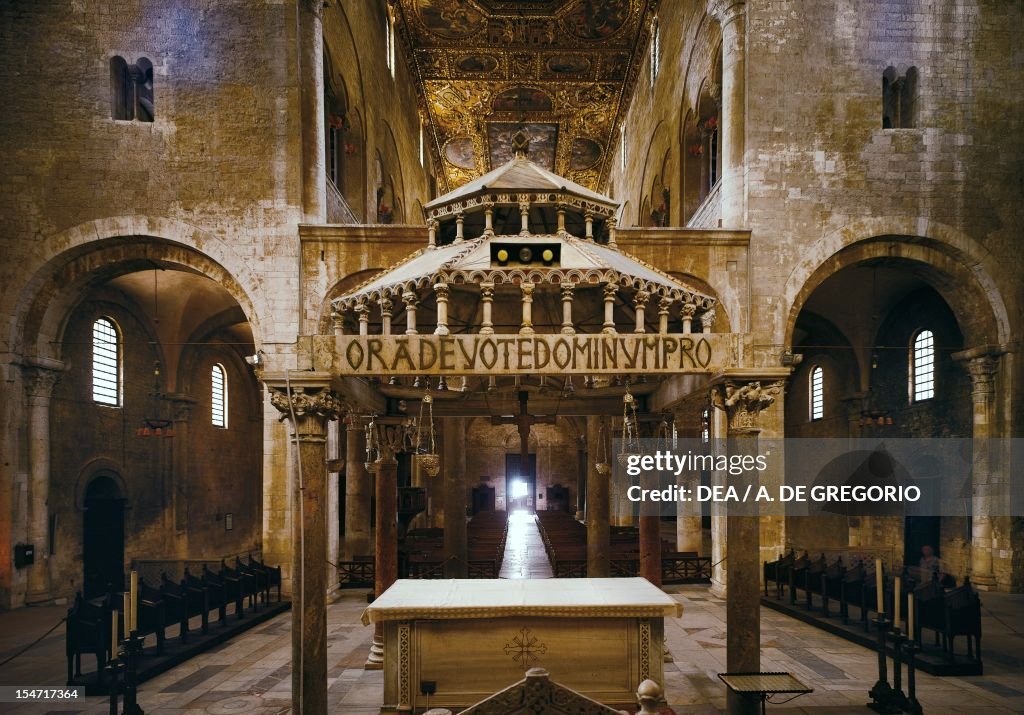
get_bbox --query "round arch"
[6,219,269,360]
[74,458,129,511]
[781,219,1010,348]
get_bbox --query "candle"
[913,585,921,631]
[875,559,884,614]
[130,570,138,633]
[123,590,130,636]
[111,608,119,658]
[894,576,902,625]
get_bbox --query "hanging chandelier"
[137,359,174,437]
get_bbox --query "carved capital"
[269,385,341,440]
[603,282,619,300]
[379,296,393,315]
[634,290,651,309]
[964,355,998,399]
[479,282,495,300]
[658,296,672,315]
[402,290,418,307]
[680,301,697,319]
[706,0,745,26]
[434,282,450,301]
[700,308,717,332]
[521,282,535,300]
[560,282,576,300]
[22,365,62,400]
[710,379,783,431]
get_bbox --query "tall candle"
[130,571,138,632]
[123,590,130,636]
[111,608,119,657]
[894,576,902,625]
[908,592,915,636]
[875,559,884,613]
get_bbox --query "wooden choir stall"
[361,577,682,713]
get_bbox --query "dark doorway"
[505,454,536,512]
[905,515,941,572]
[83,475,125,599]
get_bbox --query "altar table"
[361,578,682,713]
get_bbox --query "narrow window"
[419,122,424,166]
[883,66,918,129]
[211,363,227,427]
[649,17,660,87]
[809,366,824,421]
[135,57,154,122]
[92,317,121,406]
[110,56,133,120]
[910,329,935,401]
[620,126,626,171]
[385,9,396,78]
[708,126,719,189]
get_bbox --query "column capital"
[167,393,198,422]
[710,376,785,431]
[634,290,651,308]
[480,282,495,299]
[300,0,324,20]
[22,360,64,400]
[963,354,999,398]
[700,307,717,333]
[265,374,341,440]
[706,0,745,26]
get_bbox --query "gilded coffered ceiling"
[394,0,656,192]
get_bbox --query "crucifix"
[491,391,556,484]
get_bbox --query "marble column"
[575,437,587,521]
[344,415,371,559]
[955,350,1001,589]
[443,418,468,578]
[267,377,340,715]
[586,417,611,577]
[711,377,784,715]
[639,460,661,585]
[326,418,342,586]
[707,0,747,227]
[22,360,63,605]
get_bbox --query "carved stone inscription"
[336,333,732,375]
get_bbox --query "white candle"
[875,559,884,614]
[894,576,901,625]
[130,571,138,633]
[908,592,915,636]
[123,591,130,636]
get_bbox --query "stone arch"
[317,268,386,333]
[637,119,668,224]
[74,458,128,511]
[781,219,1010,349]
[5,218,269,361]
[667,272,733,333]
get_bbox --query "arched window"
[649,17,660,87]
[109,55,154,122]
[92,317,121,406]
[910,329,935,401]
[385,7,396,78]
[809,366,824,421]
[211,363,227,428]
[883,66,918,129]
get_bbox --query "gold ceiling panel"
[395,0,655,192]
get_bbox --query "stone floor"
[1,515,1021,713]
[497,510,554,579]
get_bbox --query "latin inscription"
[337,334,729,375]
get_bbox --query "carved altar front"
[361,578,681,713]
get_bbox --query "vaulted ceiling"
[394,0,656,192]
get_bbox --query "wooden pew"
[65,591,112,686]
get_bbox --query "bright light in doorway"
[511,480,528,498]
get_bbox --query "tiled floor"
[497,510,554,579]
[2,531,1023,714]
[3,586,1023,713]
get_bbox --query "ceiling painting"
[394,0,655,191]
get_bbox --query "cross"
[491,391,556,480]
